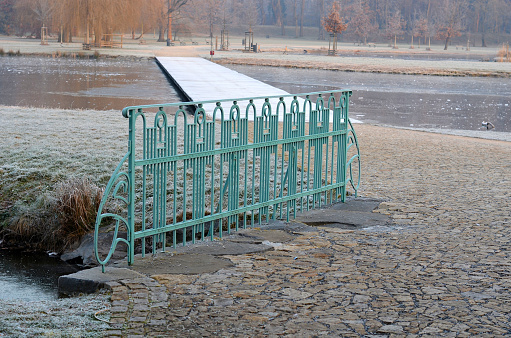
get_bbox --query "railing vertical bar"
[273,146,278,220]
[251,148,256,227]
[151,127,158,255]
[243,149,248,229]
[218,153,224,239]
[162,161,167,252]
[209,153,215,241]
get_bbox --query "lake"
[0,56,509,132]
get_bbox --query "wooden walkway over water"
[156,57,290,102]
[155,56,300,120]
[154,57,361,123]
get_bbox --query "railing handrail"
[121,89,351,117]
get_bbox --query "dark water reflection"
[226,65,511,133]
[0,250,79,301]
[0,56,182,110]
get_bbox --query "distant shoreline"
[214,56,511,78]
[1,34,509,78]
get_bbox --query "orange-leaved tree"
[322,2,347,54]
[322,1,348,36]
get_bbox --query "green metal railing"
[94,90,360,271]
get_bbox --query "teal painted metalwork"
[94,90,360,272]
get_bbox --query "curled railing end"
[94,152,131,272]
[347,118,361,196]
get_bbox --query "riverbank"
[1,35,510,78]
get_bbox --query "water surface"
[226,65,511,133]
[0,250,79,301]
[0,56,182,110]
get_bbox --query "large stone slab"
[58,266,144,296]
[294,198,390,229]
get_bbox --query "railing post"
[341,91,349,202]
[127,109,137,265]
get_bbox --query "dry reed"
[497,43,510,62]
[53,177,103,246]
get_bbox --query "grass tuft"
[53,178,103,246]
[3,178,103,251]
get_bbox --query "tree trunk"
[158,27,165,42]
[318,0,324,40]
[294,0,298,37]
[167,5,172,42]
[444,36,450,50]
[300,0,305,37]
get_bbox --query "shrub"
[0,48,4,56]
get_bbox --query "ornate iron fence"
[94,90,360,272]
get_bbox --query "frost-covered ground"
[0,106,128,221]
[0,106,128,182]
[0,291,110,337]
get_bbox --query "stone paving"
[102,125,510,337]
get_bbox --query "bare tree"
[269,0,286,35]
[413,16,428,47]
[434,0,466,50]
[386,11,405,48]
[31,0,53,26]
[166,0,188,43]
[188,0,224,40]
[347,4,378,45]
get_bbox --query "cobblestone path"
[105,125,511,337]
